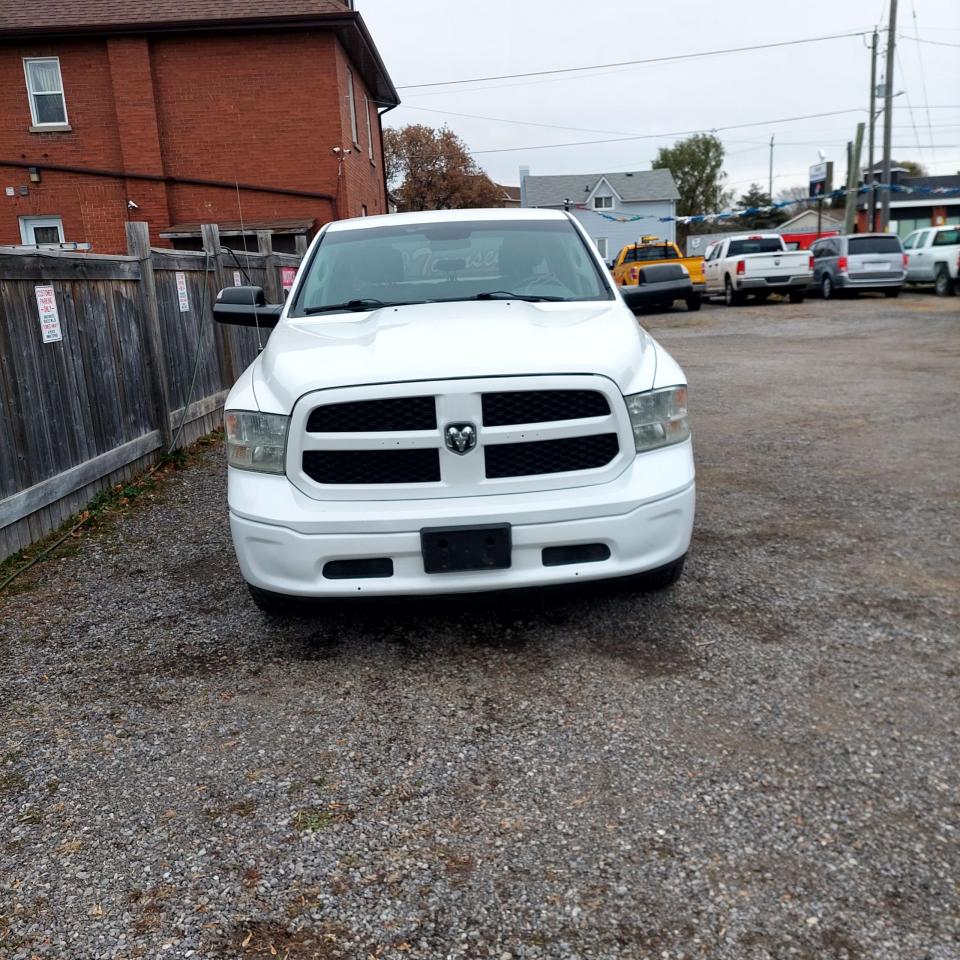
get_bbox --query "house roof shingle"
[0,0,400,106]
[0,0,349,32]
[523,169,680,207]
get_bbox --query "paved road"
[1,291,958,959]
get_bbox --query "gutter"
[378,103,399,213]
[0,159,336,203]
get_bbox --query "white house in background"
[519,166,680,260]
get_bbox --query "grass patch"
[293,802,355,833]
[0,430,223,598]
[293,808,334,832]
[0,772,27,796]
[17,807,42,825]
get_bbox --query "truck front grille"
[303,449,441,485]
[306,396,436,433]
[485,433,619,479]
[292,377,630,500]
[482,390,610,426]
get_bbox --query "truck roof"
[717,233,783,242]
[326,207,570,233]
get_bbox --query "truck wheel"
[724,277,744,306]
[788,291,805,304]
[634,555,686,591]
[247,583,313,616]
[935,266,955,297]
[821,275,833,300]
[685,293,702,312]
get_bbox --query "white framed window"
[594,196,613,210]
[365,98,374,162]
[347,69,359,145]
[595,237,608,258]
[23,57,68,127]
[19,216,65,246]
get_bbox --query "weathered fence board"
[0,223,299,562]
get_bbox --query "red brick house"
[0,0,399,254]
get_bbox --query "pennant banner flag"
[574,182,960,225]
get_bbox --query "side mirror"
[213,286,282,328]
[619,286,649,314]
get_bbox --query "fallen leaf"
[241,931,253,948]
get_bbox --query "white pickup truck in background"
[903,224,960,296]
[703,234,813,306]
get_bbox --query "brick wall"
[0,28,387,252]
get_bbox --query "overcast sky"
[358,0,960,203]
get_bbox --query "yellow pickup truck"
[611,237,706,291]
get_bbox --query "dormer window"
[594,196,613,210]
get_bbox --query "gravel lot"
[1,290,958,960]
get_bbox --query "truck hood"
[250,299,657,414]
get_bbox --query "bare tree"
[775,184,815,214]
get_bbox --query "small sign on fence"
[233,271,242,287]
[281,266,297,294]
[176,272,190,313]
[34,286,63,343]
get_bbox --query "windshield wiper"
[472,291,565,302]
[303,298,419,315]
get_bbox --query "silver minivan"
[810,233,906,299]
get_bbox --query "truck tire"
[820,275,834,300]
[788,290,805,304]
[685,293,702,312]
[935,266,956,297]
[724,277,744,307]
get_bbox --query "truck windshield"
[727,238,784,255]
[628,245,679,262]
[290,219,613,316]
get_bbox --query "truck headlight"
[224,410,289,474]
[624,386,689,452]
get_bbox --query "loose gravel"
[1,291,958,960]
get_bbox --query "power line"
[396,31,871,90]
[895,49,926,167]
[398,103,960,139]
[910,2,937,160]
[468,108,872,156]
[399,105,658,138]
[899,34,960,47]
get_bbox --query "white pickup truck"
[903,224,960,296]
[213,209,695,611]
[703,233,813,306]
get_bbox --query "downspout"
[378,103,398,213]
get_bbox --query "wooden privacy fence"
[0,222,301,562]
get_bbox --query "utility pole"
[868,28,878,230]
[880,0,897,231]
[844,123,865,234]
[768,134,774,201]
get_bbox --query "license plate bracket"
[421,524,512,574]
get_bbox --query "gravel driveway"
[1,291,958,960]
